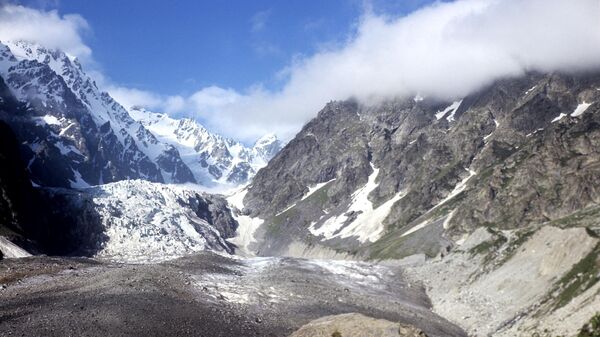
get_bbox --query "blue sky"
[22,0,436,96]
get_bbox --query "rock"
[398,323,429,337]
[289,313,428,337]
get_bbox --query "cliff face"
[240,72,600,258]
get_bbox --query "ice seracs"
[87,180,236,263]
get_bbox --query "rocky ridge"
[241,72,600,259]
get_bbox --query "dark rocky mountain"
[0,116,102,256]
[241,72,600,258]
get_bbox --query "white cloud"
[251,10,271,33]
[0,4,91,59]
[106,85,163,110]
[167,0,600,142]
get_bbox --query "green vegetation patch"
[549,205,600,230]
[552,243,600,310]
[469,229,508,256]
[496,227,537,266]
[578,312,600,337]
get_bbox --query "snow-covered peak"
[129,106,282,187]
[0,39,281,189]
[0,40,197,186]
[252,133,282,161]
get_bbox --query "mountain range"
[0,39,599,337]
[0,40,280,190]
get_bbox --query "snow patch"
[401,200,454,238]
[525,85,537,95]
[69,169,90,188]
[0,236,31,258]
[226,188,264,256]
[310,164,405,243]
[434,168,476,209]
[33,115,60,126]
[571,102,592,117]
[551,113,567,123]
[435,100,462,121]
[301,178,336,201]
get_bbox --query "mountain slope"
[241,72,600,258]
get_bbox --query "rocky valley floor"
[0,253,465,337]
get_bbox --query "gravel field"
[0,253,465,337]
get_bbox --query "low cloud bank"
[155,0,600,141]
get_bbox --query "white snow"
[309,164,405,243]
[55,142,82,156]
[88,180,232,263]
[526,128,544,137]
[1,40,281,190]
[442,210,455,229]
[400,199,455,238]
[525,85,537,95]
[401,219,432,238]
[275,202,297,217]
[226,188,264,256]
[33,115,61,126]
[571,102,592,117]
[129,106,279,187]
[0,236,31,258]
[69,169,90,188]
[301,179,336,201]
[401,169,475,238]
[429,168,476,213]
[435,100,463,121]
[551,113,567,123]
